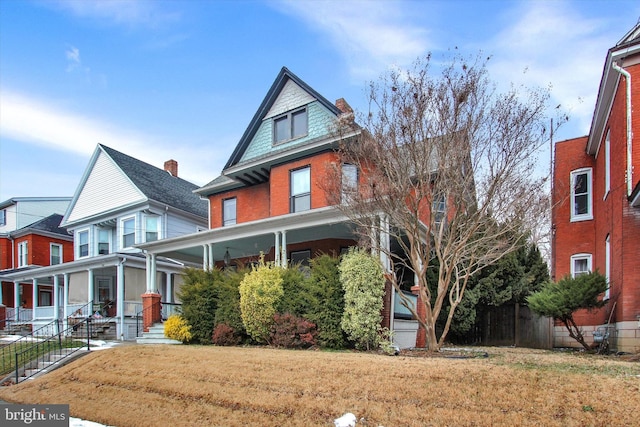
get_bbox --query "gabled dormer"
[62,144,208,260]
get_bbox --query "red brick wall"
[270,151,339,216]
[0,237,12,270]
[552,60,640,325]
[12,234,73,267]
[208,182,270,227]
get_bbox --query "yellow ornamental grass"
[164,314,193,343]
[239,257,284,344]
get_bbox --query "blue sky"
[1,0,638,200]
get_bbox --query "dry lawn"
[0,345,639,426]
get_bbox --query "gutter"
[611,61,633,196]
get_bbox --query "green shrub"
[239,257,284,343]
[177,267,224,344]
[164,314,192,343]
[269,313,317,349]
[339,248,386,350]
[214,267,248,338]
[277,265,309,316]
[304,254,346,349]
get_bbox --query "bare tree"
[326,53,565,351]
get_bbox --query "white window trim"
[121,216,136,249]
[604,129,610,199]
[223,198,237,226]
[570,168,593,222]
[97,228,112,255]
[570,253,592,278]
[77,228,91,258]
[605,235,610,300]
[144,215,160,243]
[17,241,28,267]
[50,243,63,265]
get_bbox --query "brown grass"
[0,345,638,426]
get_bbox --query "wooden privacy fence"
[465,304,553,349]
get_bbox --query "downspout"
[612,61,633,196]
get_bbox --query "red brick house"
[552,23,640,352]
[0,212,73,321]
[138,67,419,348]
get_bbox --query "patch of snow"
[334,412,357,427]
[70,417,112,427]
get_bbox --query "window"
[223,198,237,226]
[341,164,358,203]
[97,277,113,303]
[145,216,159,242]
[605,235,610,300]
[98,229,110,255]
[290,167,311,212]
[570,254,592,278]
[274,108,308,143]
[18,241,28,267]
[290,250,311,275]
[78,230,89,258]
[122,218,135,248]
[39,290,52,307]
[0,209,5,226]
[604,129,610,198]
[570,168,592,221]
[50,243,62,265]
[432,193,446,226]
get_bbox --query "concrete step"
[136,337,182,345]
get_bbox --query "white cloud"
[273,0,430,80]
[46,0,181,29]
[485,2,628,139]
[65,45,81,72]
[0,91,222,187]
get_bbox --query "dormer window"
[274,108,308,143]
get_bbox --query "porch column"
[379,214,391,272]
[150,253,157,293]
[87,269,94,308]
[32,278,38,320]
[166,273,174,304]
[53,275,60,321]
[208,244,214,270]
[63,273,69,330]
[0,279,3,306]
[117,259,125,340]
[202,244,208,270]
[281,230,287,268]
[274,232,281,266]
[14,281,20,313]
[146,252,152,291]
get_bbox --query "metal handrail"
[13,318,92,383]
[135,301,182,337]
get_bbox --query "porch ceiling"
[137,206,358,265]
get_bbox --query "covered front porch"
[0,253,188,340]
[137,206,419,347]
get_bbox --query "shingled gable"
[99,145,207,218]
[197,67,343,196]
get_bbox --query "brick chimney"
[164,159,178,177]
[335,98,353,114]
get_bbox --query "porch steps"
[136,323,181,345]
[70,320,117,340]
[19,348,88,382]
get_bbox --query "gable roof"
[99,145,208,218]
[587,22,640,155]
[224,67,341,170]
[10,213,71,239]
[64,145,207,225]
